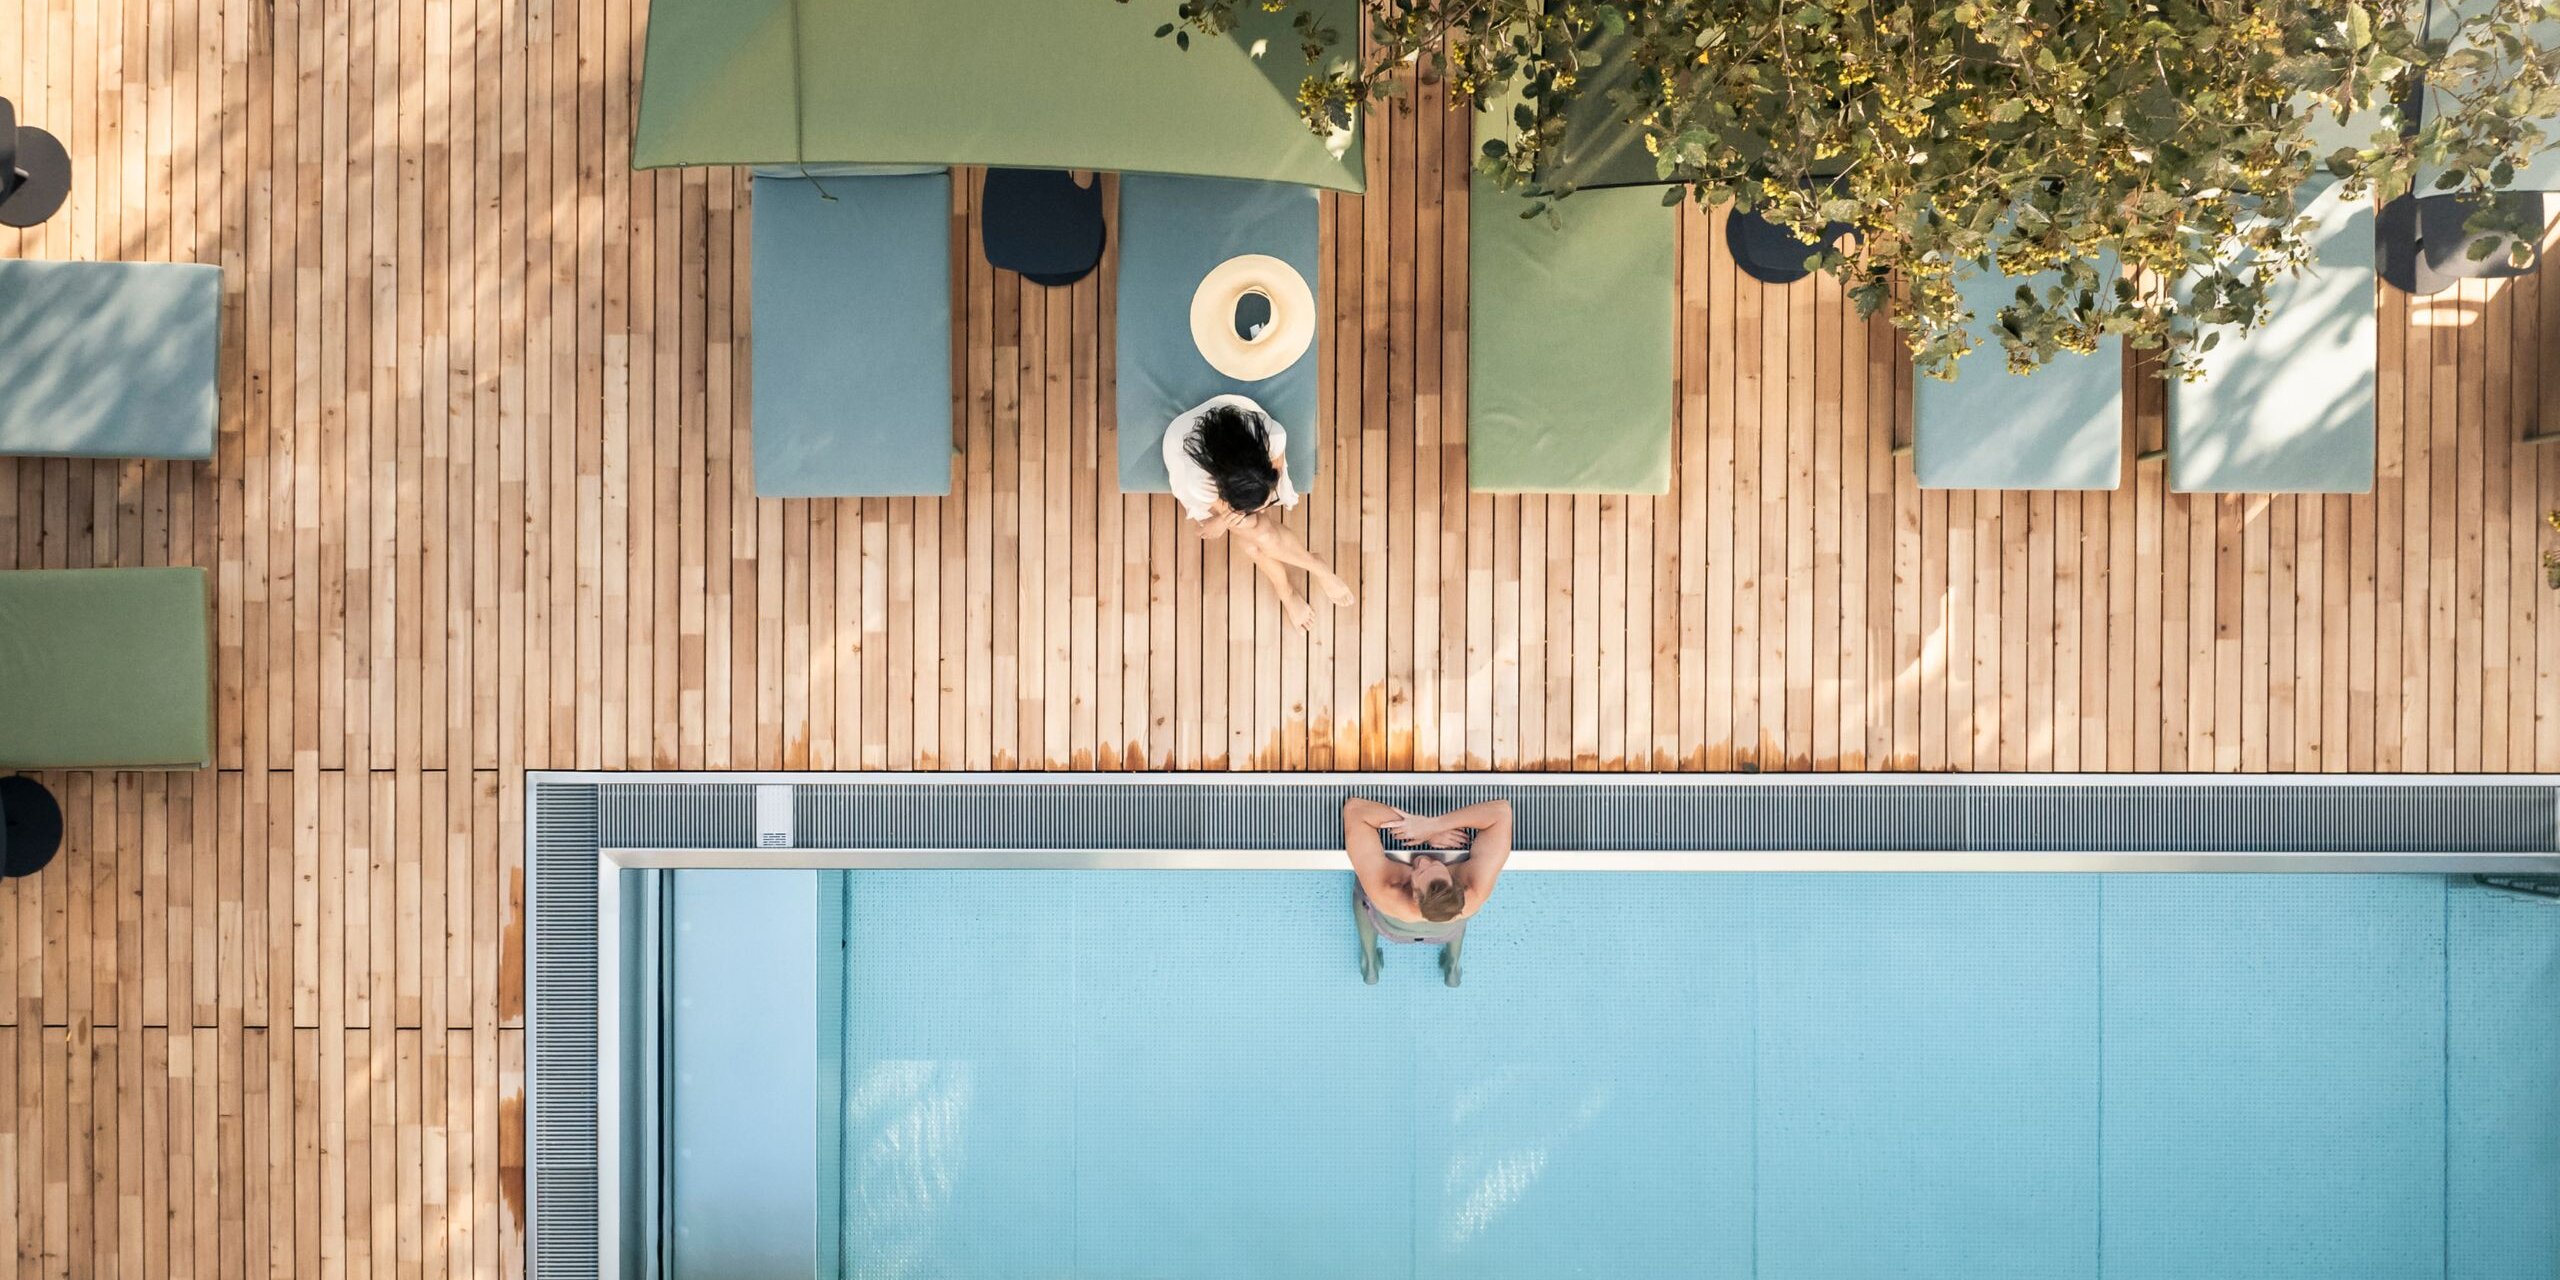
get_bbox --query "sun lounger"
[1114,174,1321,493]
[750,171,955,498]
[1466,180,1677,493]
[2168,179,2377,493]
[0,259,219,460]
[0,567,214,770]
[1912,257,2124,490]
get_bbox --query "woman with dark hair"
[1162,394,1354,630]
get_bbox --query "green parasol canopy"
[633,0,1364,192]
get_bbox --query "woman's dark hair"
[1184,403,1279,513]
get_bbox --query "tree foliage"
[1137,0,2560,377]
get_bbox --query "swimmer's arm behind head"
[1341,796,1417,915]
[1458,799,1515,916]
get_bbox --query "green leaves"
[1148,0,2560,379]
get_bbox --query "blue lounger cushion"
[0,259,220,460]
[1115,175,1320,494]
[1913,256,2124,491]
[750,172,955,498]
[2170,180,2376,494]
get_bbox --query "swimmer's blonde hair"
[1414,860,1464,923]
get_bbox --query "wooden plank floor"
[4,0,2559,1273]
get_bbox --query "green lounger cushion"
[1115,175,1322,494]
[1467,181,1677,494]
[750,172,955,498]
[0,259,220,460]
[2170,180,2376,494]
[1912,256,2124,490]
[0,567,214,770]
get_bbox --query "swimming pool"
[651,869,2559,1280]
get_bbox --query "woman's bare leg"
[1234,514,1354,606]
[1241,542,1317,631]
[1354,886,1382,984]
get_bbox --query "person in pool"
[1339,795,1515,987]
[1163,393,1355,632]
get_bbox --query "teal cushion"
[0,260,221,460]
[1114,175,1322,493]
[2169,180,2376,494]
[750,173,955,497]
[1913,256,2125,491]
[0,568,214,770]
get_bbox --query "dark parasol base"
[1726,204,1853,286]
[0,776,64,879]
[981,168,1108,288]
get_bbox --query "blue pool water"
[664,871,2560,1280]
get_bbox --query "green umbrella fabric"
[633,0,1364,192]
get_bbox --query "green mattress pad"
[1466,180,1677,494]
[0,567,214,770]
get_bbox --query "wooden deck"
[4,0,2559,1272]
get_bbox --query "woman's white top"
[1161,393,1298,522]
